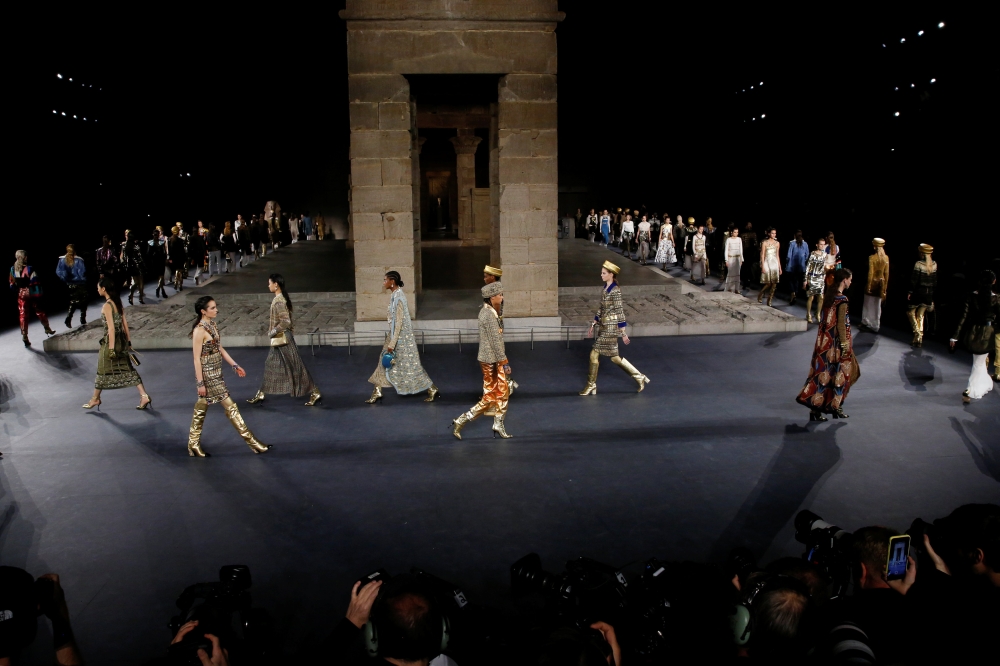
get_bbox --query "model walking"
[482,265,518,408]
[757,228,782,306]
[654,218,676,268]
[907,244,937,347]
[121,229,147,305]
[10,250,55,348]
[690,224,707,284]
[950,270,998,403]
[861,238,889,332]
[247,274,322,406]
[365,271,438,404]
[147,228,168,298]
[803,238,829,323]
[83,278,151,410]
[186,295,270,457]
[56,244,87,328]
[723,228,743,293]
[785,231,809,305]
[579,260,650,395]
[796,268,859,421]
[452,281,513,439]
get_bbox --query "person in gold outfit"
[907,244,937,347]
[482,264,518,406]
[452,281,513,439]
[579,260,651,395]
[186,295,271,457]
[247,274,322,406]
[861,238,889,332]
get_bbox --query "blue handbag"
[381,351,396,369]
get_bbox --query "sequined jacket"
[866,253,890,299]
[595,283,627,338]
[268,294,293,338]
[908,260,937,305]
[477,304,507,364]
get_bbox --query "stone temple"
[341,0,563,326]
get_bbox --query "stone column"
[412,134,427,294]
[496,73,558,317]
[449,130,482,241]
[348,73,417,320]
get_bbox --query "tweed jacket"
[268,294,293,337]
[477,304,507,364]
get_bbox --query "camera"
[794,510,853,598]
[166,565,275,665]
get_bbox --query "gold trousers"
[470,362,509,418]
[908,305,928,336]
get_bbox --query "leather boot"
[579,354,600,395]
[222,397,271,453]
[492,414,513,439]
[612,356,651,392]
[187,399,210,457]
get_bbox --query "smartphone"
[358,568,389,593]
[885,535,911,581]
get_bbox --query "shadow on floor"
[899,348,940,392]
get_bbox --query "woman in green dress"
[83,277,152,410]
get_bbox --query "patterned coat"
[477,304,507,364]
[796,294,859,412]
[593,283,627,357]
[368,289,434,394]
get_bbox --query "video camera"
[794,510,854,598]
[166,565,275,665]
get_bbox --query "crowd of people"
[2,501,997,664]
[8,210,330,348]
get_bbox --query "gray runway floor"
[1,310,997,663]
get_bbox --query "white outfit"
[654,227,676,265]
[966,354,994,399]
[289,217,300,243]
[862,295,883,332]
[620,219,634,240]
[724,237,744,292]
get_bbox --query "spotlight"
[761,114,766,118]
[918,30,924,36]
[61,112,66,116]
[760,82,763,85]
[73,115,77,118]
[894,111,900,117]
[52,110,56,113]
[186,173,191,177]
[57,73,63,79]
[882,44,886,47]
[938,22,945,28]
[900,38,906,43]
[930,78,936,83]
[894,86,899,91]
[751,85,754,89]
[68,77,73,82]
[910,83,915,88]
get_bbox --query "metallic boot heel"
[614,356,650,392]
[579,358,599,395]
[305,389,322,406]
[365,386,383,404]
[452,410,475,440]
[222,398,271,453]
[136,394,152,410]
[491,415,513,439]
[187,399,210,457]
[247,390,265,404]
[424,385,440,402]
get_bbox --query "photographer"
[536,622,621,666]
[320,575,453,666]
[823,526,917,665]
[169,622,229,666]
[0,567,84,666]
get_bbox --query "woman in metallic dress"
[365,271,439,404]
[186,295,270,457]
[796,268,859,421]
[757,227,782,306]
[247,274,321,406]
[579,260,651,395]
[83,277,151,410]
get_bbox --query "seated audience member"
[321,574,451,666]
[0,568,84,666]
[733,569,815,665]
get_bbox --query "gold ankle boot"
[424,385,439,402]
[222,397,271,454]
[305,388,322,406]
[365,386,383,404]
[491,414,512,439]
[247,390,265,404]
[579,357,599,395]
[613,356,650,392]
[452,409,477,440]
[187,399,210,457]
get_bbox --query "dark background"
[9,4,996,333]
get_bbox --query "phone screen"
[885,535,911,581]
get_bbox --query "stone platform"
[43,240,804,352]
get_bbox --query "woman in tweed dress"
[246,274,322,406]
[186,295,270,457]
[365,271,438,404]
[82,277,151,410]
[579,260,651,395]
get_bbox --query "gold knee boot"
[222,397,271,454]
[579,351,600,395]
[187,398,210,457]
[452,405,485,440]
[612,356,651,392]
[805,296,814,323]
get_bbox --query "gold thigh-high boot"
[187,399,210,457]
[766,282,777,306]
[611,356,651,392]
[579,348,600,395]
[452,403,486,440]
[222,397,271,453]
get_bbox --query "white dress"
[654,225,676,265]
[760,241,781,283]
[725,237,744,292]
[967,354,994,399]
